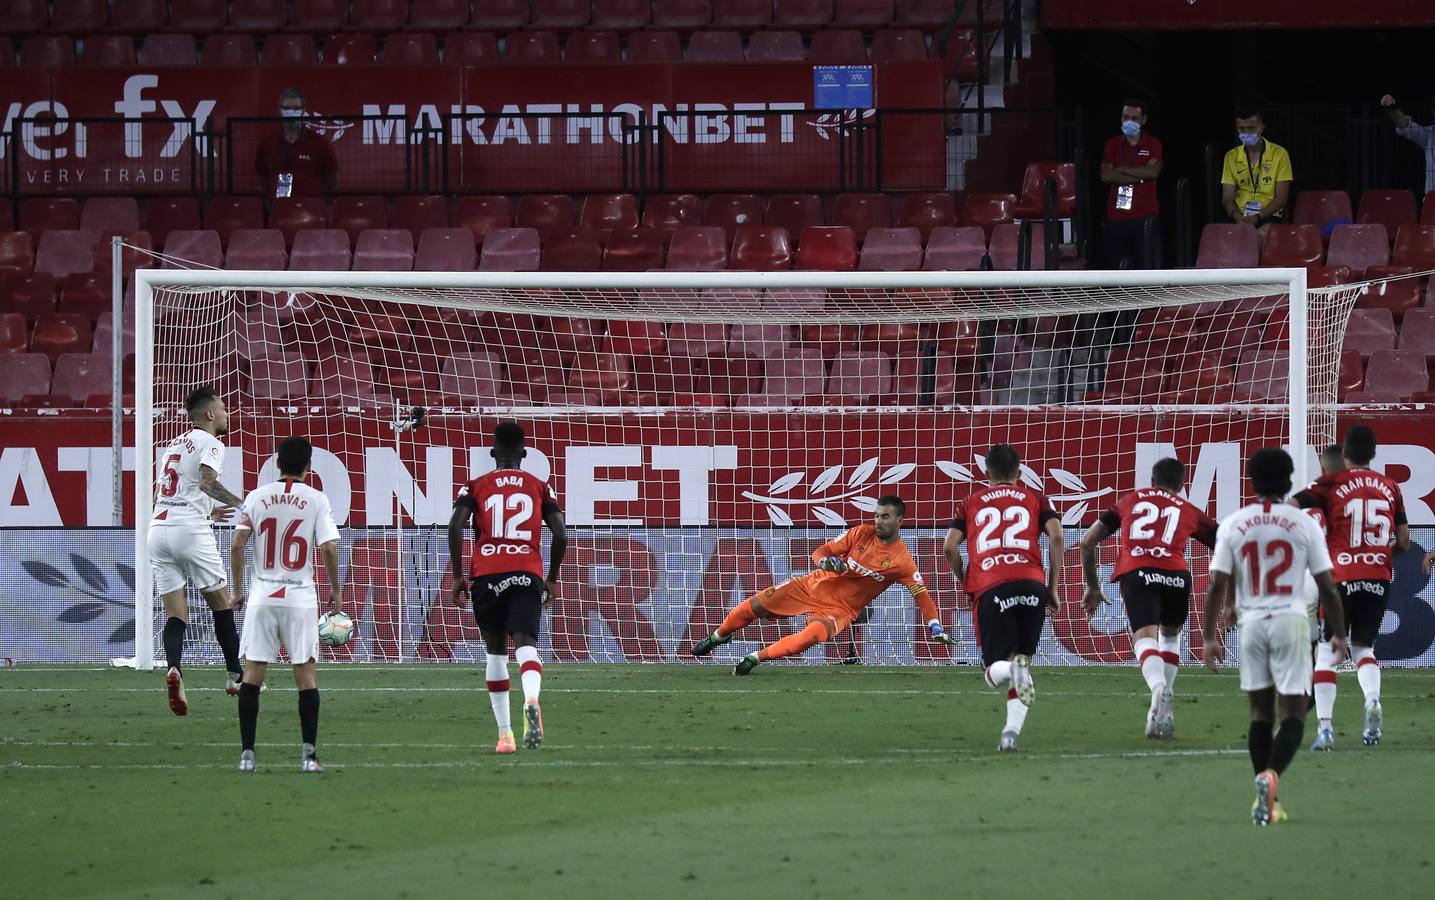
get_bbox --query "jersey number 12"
[484,493,534,541]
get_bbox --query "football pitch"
[4,665,1434,900]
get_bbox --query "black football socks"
[1248,720,1274,775]
[298,689,320,750]
[238,682,260,752]
[1269,717,1305,775]
[162,617,186,674]
[212,608,242,677]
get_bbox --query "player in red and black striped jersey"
[1078,458,1217,739]
[943,444,1064,752]
[448,423,567,755]
[1291,426,1411,748]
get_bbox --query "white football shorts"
[148,526,227,595]
[240,603,319,665]
[1238,613,1312,695]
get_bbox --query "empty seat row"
[1196,222,1435,276]
[0,351,135,407]
[1341,307,1435,356]
[1292,189,1435,237]
[5,26,946,66]
[0,0,965,39]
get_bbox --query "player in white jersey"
[149,386,247,715]
[1203,448,1348,826]
[229,437,342,773]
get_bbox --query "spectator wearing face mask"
[1100,99,1163,268]
[1380,93,1435,194]
[254,88,338,201]
[1221,106,1292,239]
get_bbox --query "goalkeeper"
[691,495,954,675]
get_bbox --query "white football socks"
[1158,631,1181,690]
[1134,637,1165,698]
[1354,646,1381,703]
[1005,690,1030,734]
[485,653,511,733]
[515,645,543,705]
[985,660,1012,688]
[1314,641,1338,728]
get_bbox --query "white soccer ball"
[317,611,356,647]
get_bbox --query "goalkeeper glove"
[818,556,848,573]
[928,621,956,645]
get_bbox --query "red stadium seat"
[1326,224,1390,276]
[923,225,986,270]
[445,31,499,64]
[593,0,652,29]
[516,194,577,233]
[224,229,288,270]
[568,351,632,400]
[1392,224,1435,270]
[291,0,349,32]
[330,196,389,247]
[1306,264,1350,288]
[261,33,317,64]
[0,354,51,403]
[533,0,592,28]
[1357,189,1417,242]
[704,194,764,242]
[162,231,223,269]
[833,193,892,244]
[472,0,532,29]
[310,355,386,404]
[351,0,409,31]
[1,272,55,318]
[1358,266,1422,323]
[565,30,621,62]
[605,320,667,356]
[862,322,921,360]
[765,286,825,314]
[1,0,48,37]
[137,33,198,65]
[506,31,561,63]
[1362,350,1429,400]
[383,33,438,64]
[775,0,833,27]
[0,313,30,354]
[50,353,113,406]
[410,0,470,30]
[668,323,729,358]
[453,196,512,244]
[200,33,257,64]
[809,28,866,62]
[35,231,97,279]
[796,226,857,270]
[228,0,288,32]
[91,231,154,278]
[1343,308,1396,356]
[1400,308,1435,354]
[437,352,505,404]
[580,194,640,234]
[49,0,108,34]
[836,0,894,26]
[0,232,35,273]
[166,0,226,31]
[627,30,683,61]
[1195,223,1260,268]
[713,0,774,27]
[729,322,790,358]
[766,194,825,238]
[1012,161,1077,218]
[393,196,451,244]
[688,31,744,62]
[762,348,825,402]
[204,197,263,249]
[706,354,766,401]
[267,197,326,249]
[602,228,665,271]
[896,0,953,26]
[730,226,793,270]
[747,30,805,61]
[1292,190,1353,232]
[962,193,1016,235]
[1161,350,1235,403]
[1338,350,1364,400]
[826,350,892,403]
[666,226,729,270]
[1234,350,1287,401]
[653,0,713,29]
[898,192,959,240]
[859,227,922,271]
[21,199,80,241]
[289,229,352,270]
[479,228,542,271]
[871,28,927,62]
[80,198,140,237]
[1103,350,1164,401]
[30,313,92,363]
[632,355,711,404]
[415,228,477,271]
[641,194,701,238]
[251,354,310,402]
[988,222,1046,270]
[352,229,415,271]
[540,227,603,271]
[324,32,378,64]
[1259,224,1323,267]
[78,35,136,66]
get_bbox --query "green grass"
[4,664,1435,900]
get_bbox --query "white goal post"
[119,266,1345,670]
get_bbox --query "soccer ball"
[317,611,356,647]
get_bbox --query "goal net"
[124,268,1356,669]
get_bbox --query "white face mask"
[279,108,305,119]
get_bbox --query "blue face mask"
[1238,131,1261,147]
[1121,120,1141,139]
[280,108,305,119]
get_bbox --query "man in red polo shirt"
[1101,99,1162,269]
[255,88,338,201]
